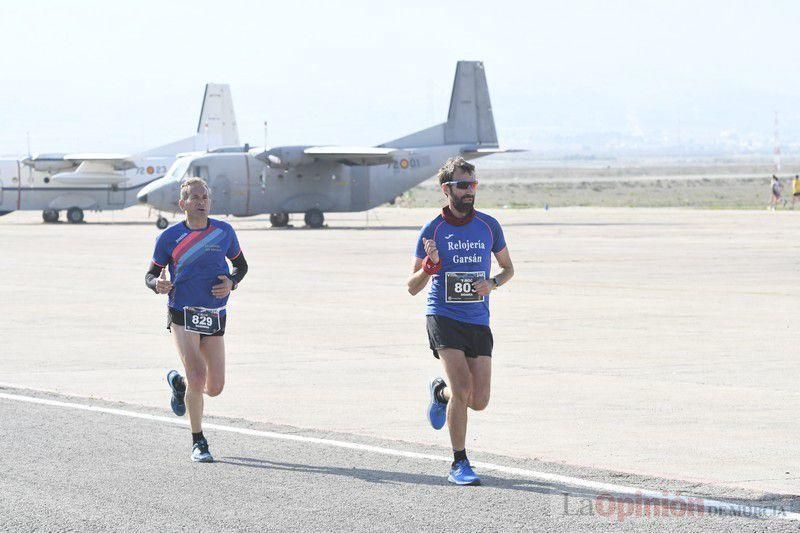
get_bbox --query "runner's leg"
[199,336,225,397]
[438,348,472,451]
[172,326,205,433]
[466,355,491,411]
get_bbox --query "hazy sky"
[1,0,798,155]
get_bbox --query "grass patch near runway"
[395,162,798,210]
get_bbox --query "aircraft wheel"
[42,209,59,223]
[304,209,324,228]
[270,212,289,227]
[66,207,84,224]
[156,216,169,229]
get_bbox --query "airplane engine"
[51,160,130,186]
[22,154,75,173]
[256,146,313,169]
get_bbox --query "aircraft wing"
[63,153,137,171]
[460,147,526,157]
[303,146,400,166]
[22,152,136,173]
[49,153,137,185]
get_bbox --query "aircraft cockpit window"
[167,158,192,182]
[190,165,210,180]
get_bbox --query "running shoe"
[448,459,481,486]
[191,437,214,463]
[427,377,447,430]
[166,369,186,417]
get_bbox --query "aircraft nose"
[137,178,163,203]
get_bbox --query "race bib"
[183,306,222,335]
[445,271,485,303]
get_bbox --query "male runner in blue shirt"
[145,177,248,462]
[408,157,514,485]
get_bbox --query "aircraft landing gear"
[270,212,289,227]
[42,209,59,223]
[66,207,84,224]
[156,216,169,229]
[304,209,324,228]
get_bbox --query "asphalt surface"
[2,206,799,494]
[2,387,798,532]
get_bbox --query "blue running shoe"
[191,437,214,463]
[166,370,186,417]
[448,459,481,486]
[427,377,447,430]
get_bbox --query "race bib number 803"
[445,271,485,303]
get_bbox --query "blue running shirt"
[151,218,241,314]
[415,210,506,326]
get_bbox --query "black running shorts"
[426,314,493,359]
[167,307,226,337]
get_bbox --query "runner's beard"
[452,195,475,215]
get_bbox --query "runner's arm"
[145,262,162,293]
[407,257,430,296]
[491,247,514,288]
[227,252,248,288]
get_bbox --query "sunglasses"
[444,180,479,190]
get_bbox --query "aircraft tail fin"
[444,61,497,146]
[139,83,240,157]
[196,83,239,146]
[382,61,497,148]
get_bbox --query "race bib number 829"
[183,307,221,335]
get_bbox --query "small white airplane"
[0,84,239,223]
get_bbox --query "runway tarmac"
[1,205,798,506]
[2,387,797,532]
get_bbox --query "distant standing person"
[769,175,783,211]
[407,156,514,486]
[145,177,248,462]
[792,175,800,209]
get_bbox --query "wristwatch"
[491,277,499,289]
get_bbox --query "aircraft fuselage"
[0,156,174,213]
[140,145,482,217]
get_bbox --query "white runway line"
[1,389,797,521]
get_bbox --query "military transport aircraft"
[138,61,513,228]
[0,84,239,223]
